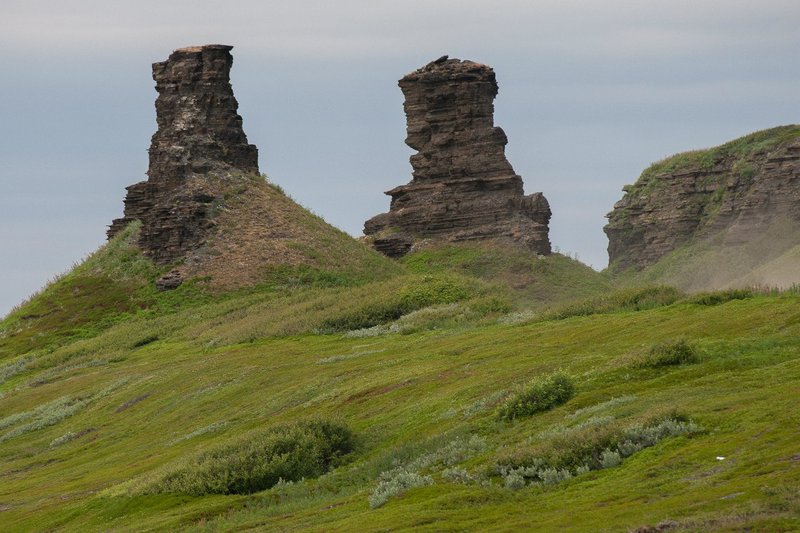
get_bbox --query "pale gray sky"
[2,0,799,316]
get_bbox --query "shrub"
[441,467,475,485]
[141,420,354,496]
[0,355,34,384]
[498,373,575,421]
[319,301,409,332]
[600,449,622,469]
[538,467,573,485]
[684,289,753,306]
[544,286,682,321]
[369,469,433,508]
[503,471,526,490]
[398,275,470,309]
[0,395,90,443]
[320,275,473,333]
[496,416,701,489]
[635,338,699,368]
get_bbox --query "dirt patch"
[631,520,679,533]
[115,393,151,413]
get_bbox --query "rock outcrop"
[108,44,258,265]
[605,126,800,273]
[364,56,551,257]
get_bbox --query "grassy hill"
[1,223,799,531]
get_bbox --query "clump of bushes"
[497,373,575,421]
[684,288,752,306]
[544,286,683,321]
[139,420,354,496]
[319,301,409,332]
[497,416,702,489]
[398,275,470,309]
[368,435,486,508]
[635,338,699,368]
[0,394,91,443]
[369,468,432,508]
[320,275,472,332]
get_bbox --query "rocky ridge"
[364,56,551,258]
[605,126,800,275]
[108,44,259,266]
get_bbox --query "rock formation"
[364,56,551,257]
[108,44,258,265]
[605,126,800,272]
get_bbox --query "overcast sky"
[2,0,799,316]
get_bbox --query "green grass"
[2,217,800,531]
[624,125,800,196]
[402,243,611,308]
[0,279,798,531]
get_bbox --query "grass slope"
[1,249,799,530]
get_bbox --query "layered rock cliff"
[364,56,551,258]
[605,126,800,282]
[108,44,258,264]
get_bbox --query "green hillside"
[1,228,799,531]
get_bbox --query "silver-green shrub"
[600,449,622,469]
[369,469,432,508]
[497,417,701,489]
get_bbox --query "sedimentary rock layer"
[605,126,800,271]
[108,44,258,264]
[364,56,551,257]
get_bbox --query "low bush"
[543,286,682,321]
[319,301,409,332]
[320,275,473,333]
[369,468,432,509]
[635,338,699,368]
[0,395,91,443]
[684,289,753,306]
[140,420,354,496]
[497,416,701,489]
[398,275,470,309]
[0,355,33,384]
[497,373,575,421]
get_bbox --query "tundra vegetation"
[0,225,799,531]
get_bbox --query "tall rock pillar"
[108,44,258,264]
[364,56,551,257]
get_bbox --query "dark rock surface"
[155,269,184,291]
[605,126,800,271]
[364,57,551,257]
[108,44,258,265]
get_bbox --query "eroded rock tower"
[108,44,258,264]
[364,56,551,257]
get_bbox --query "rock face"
[364,57,551,257]
[605,126,800,271]
[108,44,258,265]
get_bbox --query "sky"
[2,0,799,316]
